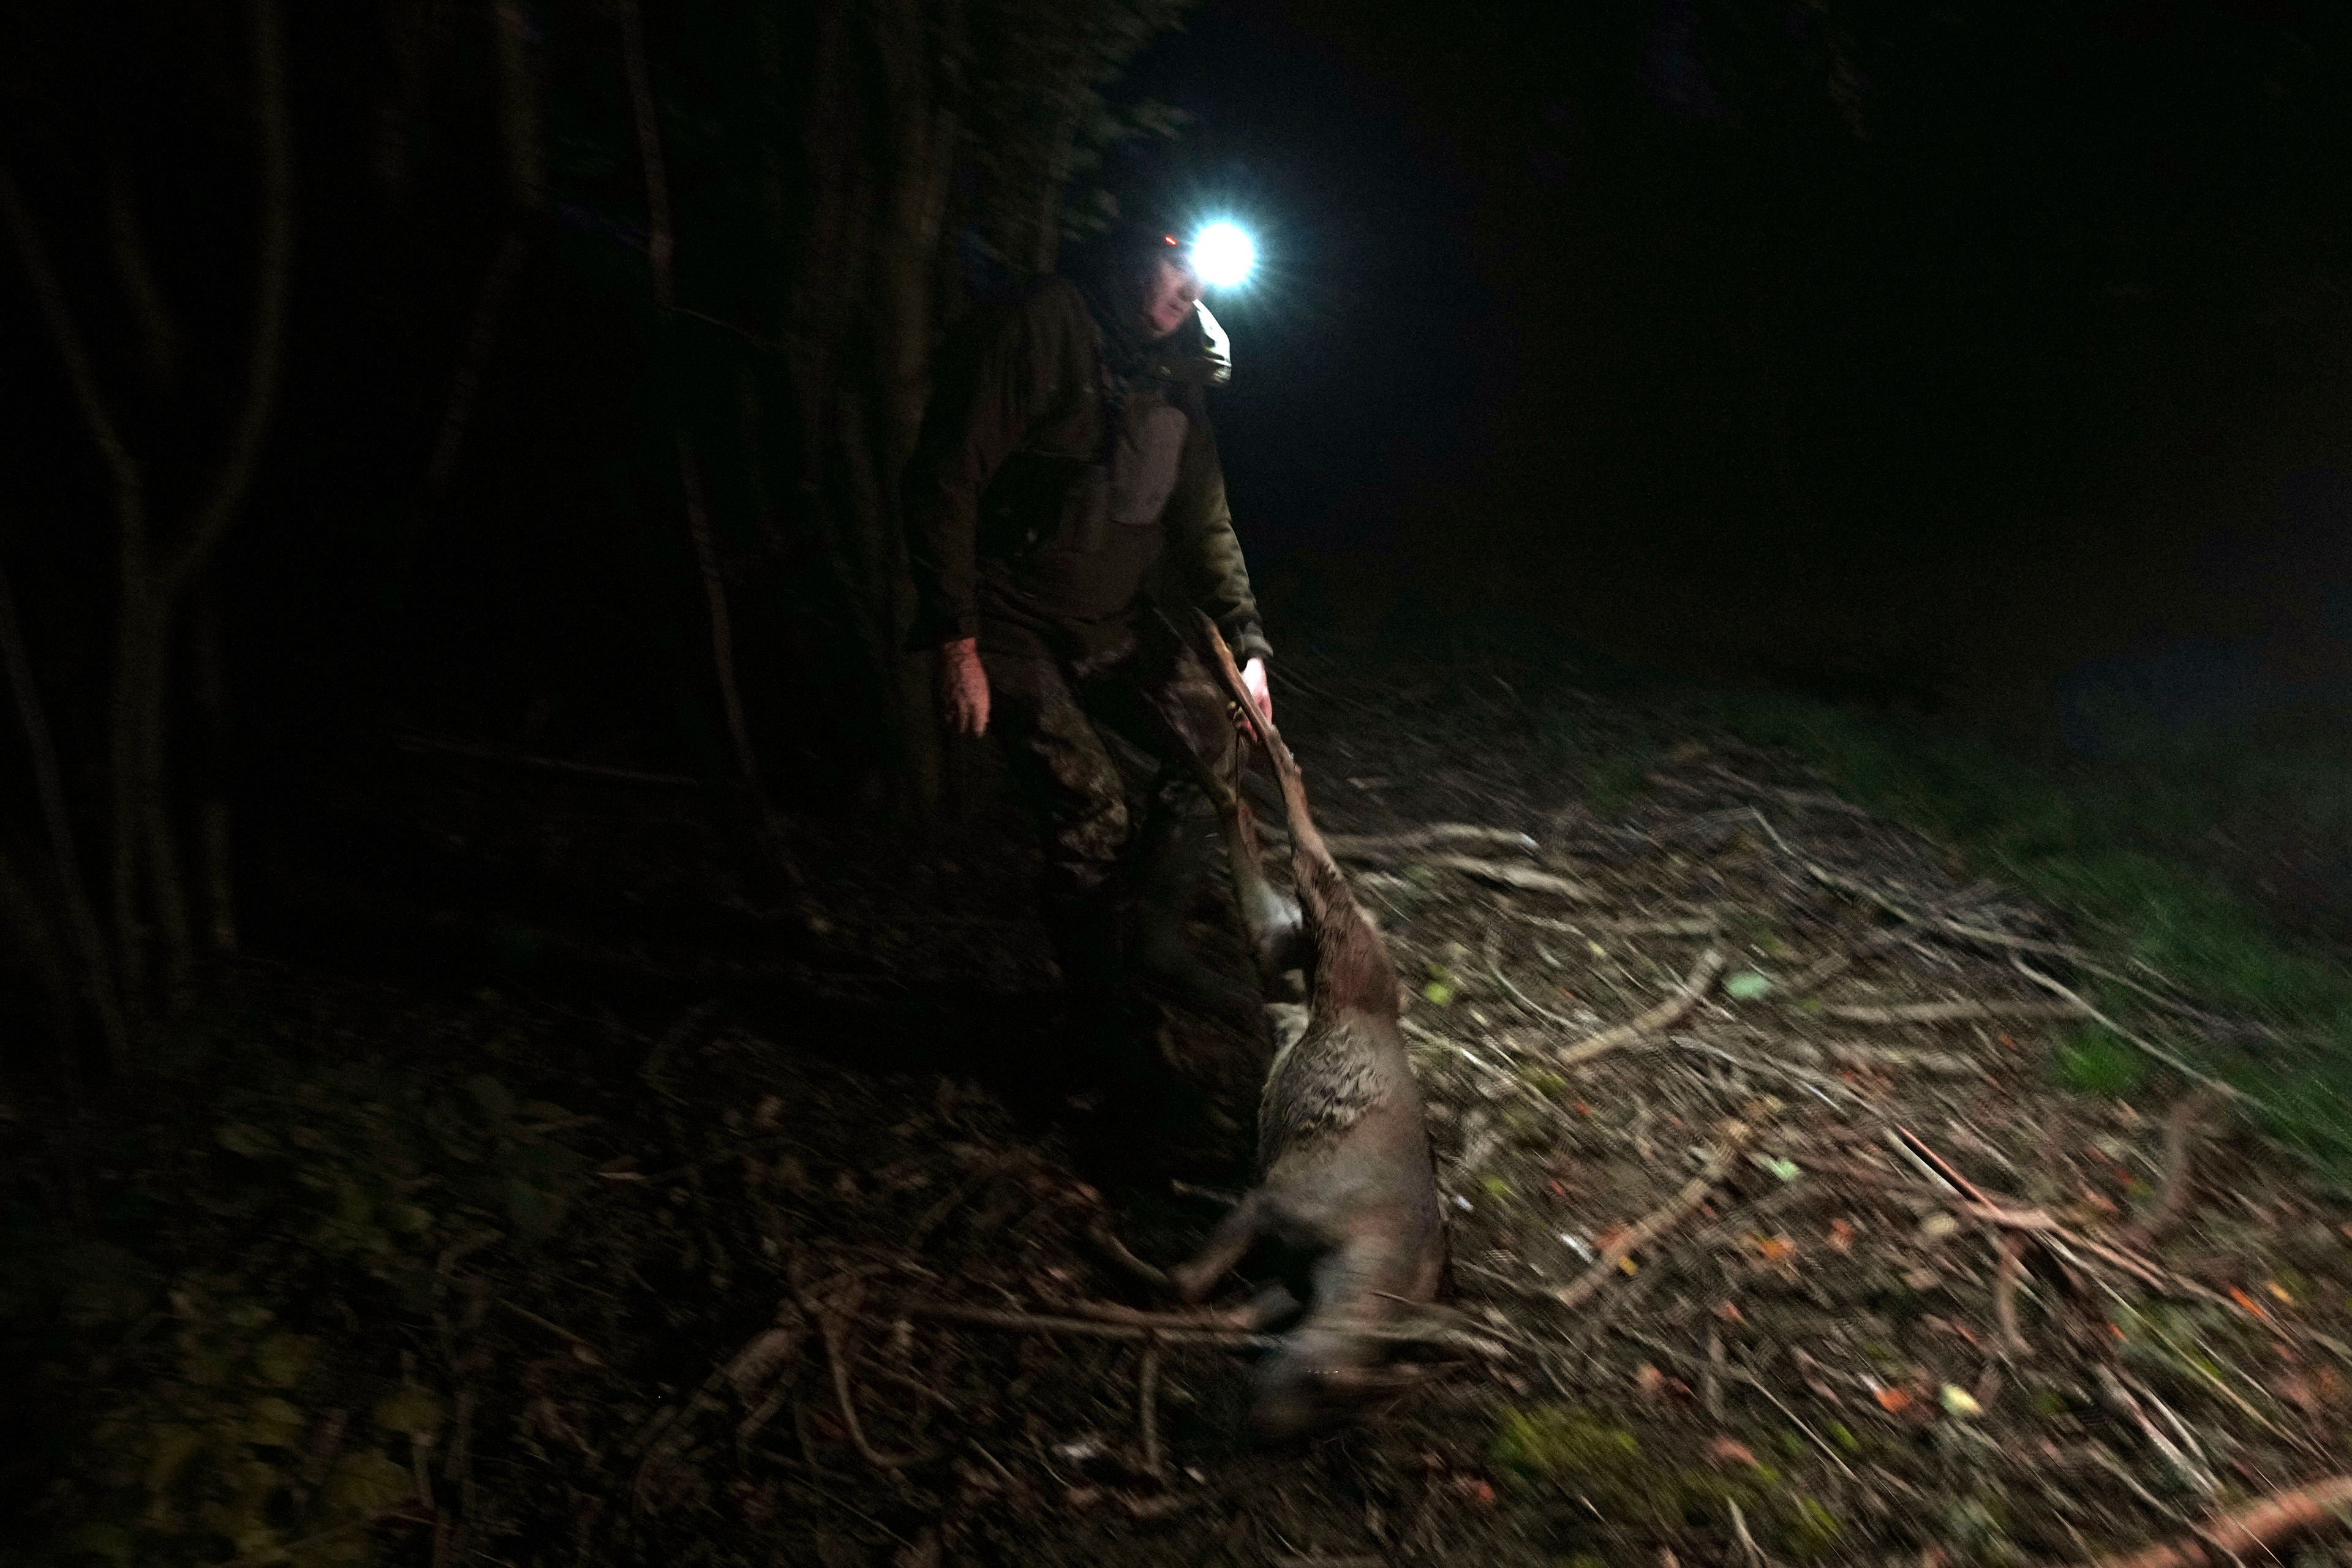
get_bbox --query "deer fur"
[1172,616,1446,1441]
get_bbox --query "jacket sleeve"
[1162,401,1273,665]
[902,300,1038,649]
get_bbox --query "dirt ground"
[20,646,2352,1568]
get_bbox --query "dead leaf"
[1872,1385,1914,1414]
[1703,1436,1760,1470]
[2266,1278,2296,1305]
[1713,1300,1746,1324]
[2229,1286,2274,1322]
[1828,1217,1856,1252]
[1749,1232,1798,1265]
[1634,1363,1667,1398]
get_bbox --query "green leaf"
[1422,981,1455,1007]
[1755,1155,1801,1183]
[1724,970,1774,1001]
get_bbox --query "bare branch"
[170,0,295,590]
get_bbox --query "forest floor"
[13,642,2352,1568]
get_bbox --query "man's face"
[1141,253,1204,339]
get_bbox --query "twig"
[1728,1498,1770,1567]
[1325,824,1539,859]
[1993,1232,2030,1357]
[903,1302,1278,1348]
[1085,1216,1172,1292]
[2081,1473,2352,1568]
[2130,1085,2225,1246]
[1891,1126,1996,1205]
[1781,928,1907,998]
[1819,999,2080,1025]
[1555,1115,1762,1309]
[1417,854,1599,900]
[808,1277,927,1471]
[1136,1336,1164,1481]
[1041,1298,1273,1333]
[2095,1364,2217,1498]
[1885,1127,1964,1197]
[1957,1202,2219,1303]
[2010,960,2247,1107]
[496,1297,600,1357]
[1556,946,1728,1068]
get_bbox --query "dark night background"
[1125,1,2352,734]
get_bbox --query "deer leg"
[1170,1191,1267,1302]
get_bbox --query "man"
[904,221,1275,1091]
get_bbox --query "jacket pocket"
[1107,401,1190,528]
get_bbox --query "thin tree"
[0,0,293,1024]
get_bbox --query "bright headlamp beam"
[1191,221,1257,288]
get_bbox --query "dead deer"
[1172,615,1446,1441]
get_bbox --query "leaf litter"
[17,647,2352,1568]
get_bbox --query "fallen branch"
[1819,998,2081,1025]
[1417,854,1599,900]
[1555,1115,1763,1310]
[1136,1336,1164,1480]
[1556,946,1728,1068]
[2082,1473,2352,1568]
[1959,1202,2216,1303]
[1821,1042,1982,1077]
[902,1302,1278,1348]
[1325,824,1539,859]
[1042,1298,1274,1333]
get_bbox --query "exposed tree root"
[2083,1474,2352,1568]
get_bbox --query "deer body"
[1175,620,1446,1440]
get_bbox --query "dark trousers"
[980,620,1238,913]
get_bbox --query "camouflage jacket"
[903,276,1273,666]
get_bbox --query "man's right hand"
[938,637,990,737]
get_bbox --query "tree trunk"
[616,0,774,819]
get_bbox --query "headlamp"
[1189,221,1257,289]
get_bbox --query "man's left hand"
[1240,657,1272,728]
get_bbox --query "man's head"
[1139,246,1205,340]
[1075,221,1204,345]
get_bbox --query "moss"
[1779,1494,1843,1561]
[1491,1406,1641,1493]
[1824,1420,1861,1454]
[1488,1407,1765,1528]
[2053,1028,2147,1099]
